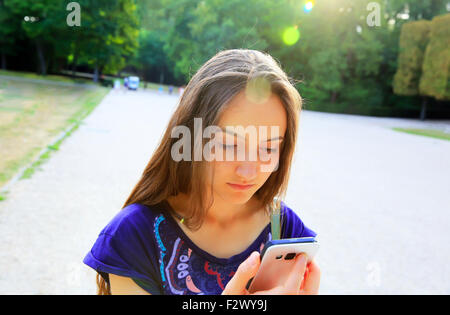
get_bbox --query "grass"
[0,69,94,85]
[0,72,109,194]
[0,189,9,202]
[18,88,108,180]
[393,128,450,141]
[1,70,181,91]
[19,116,84,180]
[20,148,53,180]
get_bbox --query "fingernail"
[297,253,307,262]
[249,252,259,266]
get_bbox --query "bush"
[420,13,450,100]
[100,79,114,87]
[393,20,431,96]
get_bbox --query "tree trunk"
[99,65,104,81]
[71,51,78,77]
[1,53,6,70]
[35,39,47,75]
[93,63,99,83]
[420,96,427,121]
[330,91,338,103]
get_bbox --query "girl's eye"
[220,145,278,153]
[222,144,236,149]
[260,147,278,153]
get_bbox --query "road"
[0,89,448,294]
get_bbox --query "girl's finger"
[251,285,285,295]
[282,253,307,294]
[222,251,260,295]
[301,260,321,295]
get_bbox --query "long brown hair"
[97,49,302,294]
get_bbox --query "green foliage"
[129,29,170,82]
[0,0,22,57]
[4,0,73,73]
[420,14,450,100]
[75,0,139,76]
[288,0,384,107]
[393,20,432,96]
[1,0,449,116]
[2,0,139,77]
[386,0,449,20]
[4,0,68,40]
[160,0,275,81]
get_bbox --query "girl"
[83,49,320,295]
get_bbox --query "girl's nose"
[235,162,258,182]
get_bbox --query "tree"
[289,0,384,107]
[131,30,168,82]
[4,0,139,79]
[161,0,270,81]
[393,21,432,96]
[0,0,22,69]
[386,0,448,21]
[74,0,139,81]
[393,20,432,119]
[420,14,450,101]
[5,0,70,75]
[129,0,174,83]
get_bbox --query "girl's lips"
[227,183,255,190]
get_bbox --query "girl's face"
[206,90,287,205]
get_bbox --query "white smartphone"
[247,237,319,294]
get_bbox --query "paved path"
[0,90,449,294]
[290,111,450,294]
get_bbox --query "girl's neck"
[167,193,263,228]
[205,196,262,228]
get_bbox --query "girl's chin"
[221,190,253,203]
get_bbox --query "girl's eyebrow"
[220,128,284,141]
[263,137,284,142]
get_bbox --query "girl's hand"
[222,251,320,295]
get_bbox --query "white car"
[128,76,140,90]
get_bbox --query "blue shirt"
[83,200,316,295]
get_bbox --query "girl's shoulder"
[98,202,165,238]
[279,201,317,239]
[83,202,166,293]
